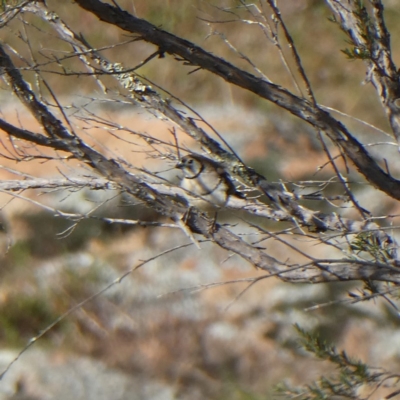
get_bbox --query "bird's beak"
[176,161,183,169]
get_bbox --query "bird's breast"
[181,176,228,209]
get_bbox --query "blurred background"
[0,1,400,399]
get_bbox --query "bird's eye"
[188,159,193,164]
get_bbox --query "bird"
[176,154,244,211]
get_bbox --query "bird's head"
[176,155,204,178]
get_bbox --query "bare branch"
[73,0,400,203]
[326,0,400,144]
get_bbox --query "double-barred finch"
[176,154,245,211]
